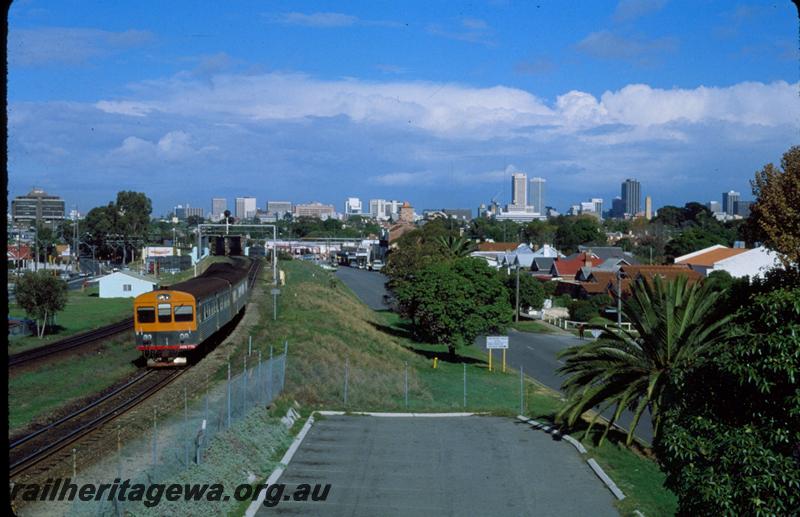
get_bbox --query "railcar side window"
[137,306,155,323]
[158,303,172,323]
[174,305,193,322]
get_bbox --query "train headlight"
[143,334,152,344]
[179,332,189,342]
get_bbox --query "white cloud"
[575,30,677,64]
[110,131,215,162]
[94,73,798,144]
[9,27,154,66]
[275,12,358,27]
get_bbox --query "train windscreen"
[137,306,155,323]
[174,305,194,322]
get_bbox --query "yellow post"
[488,349,493,372]
[502,349,506,373]
[433,357,438,369]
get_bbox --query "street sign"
[590,329,602,339]
[486,336,509,349]
[271,288,281,295]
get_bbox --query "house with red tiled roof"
[549,252,601,279]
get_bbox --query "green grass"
[247,260,676,515]
[511,320,558,334]
[8,335,140,432]
[8,286,133,354]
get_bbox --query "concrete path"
[256,415,617,516]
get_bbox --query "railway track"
[9,368,184,478]
[8,318,134,368]
[9,258,263,479]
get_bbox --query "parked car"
[369,260,384,272]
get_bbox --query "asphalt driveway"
[257,415,618,516]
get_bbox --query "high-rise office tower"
[591,198,603,216]
[706,201,721,213]
[235,197,257,219]
[212,198,226,219]
[369,199,388,220]
[722,191,740,215]
[511,173,527,208]
[645,196,652,220]
[611,197,625,218]
[529,177,545,213]
[621,179,641,216]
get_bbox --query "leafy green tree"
[384,220,457,284]
[499,270,545,312]
[15,271,68,338]
[395,258,512,355]
[468,218,522,242]
[554,216,604,254]
[522,220,557,246]
[656,273,800,515]
[748,145,800,266]
[556,276,730,445]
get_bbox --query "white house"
[675,245,781,280]
[99,271,158,298]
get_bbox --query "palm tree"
[556,275,730,446]
[435,235,476,258]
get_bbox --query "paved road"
[335,266,390,310]
[499,328,654,444]
[256,415,617,516]
[336,267,653,444]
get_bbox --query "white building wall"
[707,247,781,280]
[99,272,156,298]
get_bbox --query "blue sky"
[8,0,799,216]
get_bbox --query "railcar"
[133,258,253,367]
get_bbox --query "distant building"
[235,197,257,220]
[11,187,66,227]
[510,173,528,210]
[645,196,652,220]
[294,202,335,219]
[706,200,721,214]
[369,199,388,220]
[398,201,415,224]
[267,201,292,219]
[423,208,472,221]
[610,197,625,218]
[734,200,753,218]
[186,207,204,219]
[211,198,227,220]
[385,200,402,219]
[528,177,545,213]
[722,190,740,216]
[621,179,641,216]
[344,197,362,217]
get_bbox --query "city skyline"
[8,1,798,216]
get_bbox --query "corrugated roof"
[477,242,520,252]
[675,247,748,267]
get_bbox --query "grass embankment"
[8,286,132,354]
[9,335,139,432]
[511,320,559,334]
[249,260,676,516]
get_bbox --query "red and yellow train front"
[134,290,197,366]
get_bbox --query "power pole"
[616,268,622,327]
[515,263,520,323]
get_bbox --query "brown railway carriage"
[134,258,253,366]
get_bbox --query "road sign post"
[486,336,509,374]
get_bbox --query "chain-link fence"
[311,356,545,416]
[54,346,287,516]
